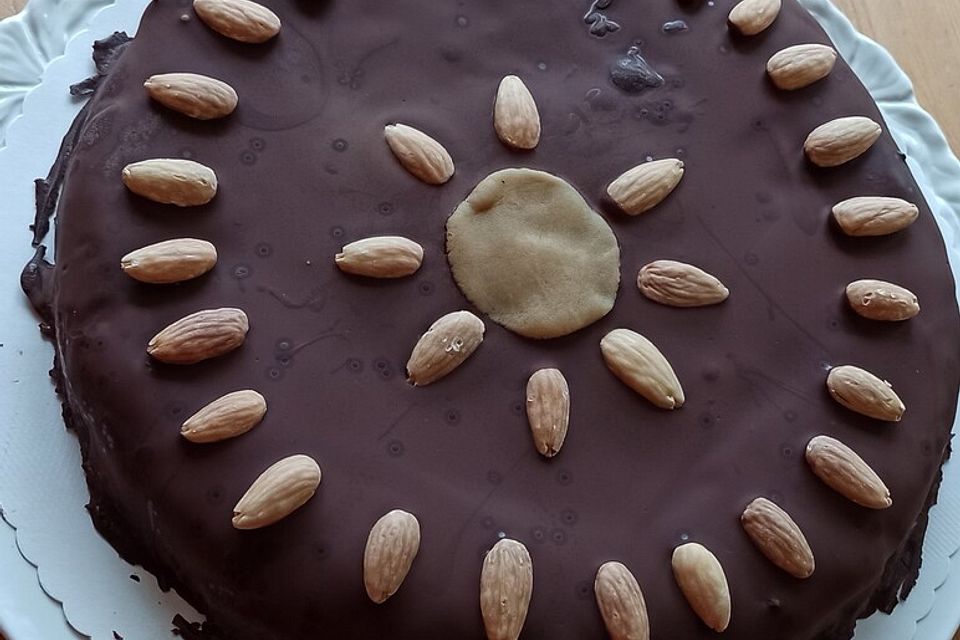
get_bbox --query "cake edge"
[17,29,957,640]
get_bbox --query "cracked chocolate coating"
[30,0,960,638]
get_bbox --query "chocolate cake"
[21,0,960,638]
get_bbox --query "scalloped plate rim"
[0,0,959,638]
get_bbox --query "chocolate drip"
[69,32,133,96]
[20,245,54,334]
[30,33,133,248]
[584,0,620,36]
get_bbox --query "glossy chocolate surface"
[33,0,960,638]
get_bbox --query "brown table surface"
[0,0,957,638]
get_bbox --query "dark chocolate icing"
[26,1,960,638]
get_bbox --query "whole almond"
[122,158,218,206]
[148,307,249,365]
[144,72,238,120]
[729,0,781,35]
[335,236,424,278]
[638,260,729,307]
[526,368,570,458]
[827,365,905,421]
[181,389,266,443]
[741,497,815,579]
[804,117,882,167]
[494,75,541,150]
[806,435,892,509]
[193,0,280,43]
[480,538,533,640]
[846,279,919,321]
[594,561,650,640]
[832,196,919,236]
[232,454,321,529]
[607,158,684,216]
[121,238,217,284]
[671,543,731,632]
[384,123,455,185]
[406,311,485,386]
[766,44,837,90]
[600,329,684,409]
[364,509,421,604]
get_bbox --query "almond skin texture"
[594,562,650,640]
[638,260,729,307]
[406,311,485,386]
[480,538,533,640]
[232,454,321,529]
[147,308,249,365]
[121,238,217,284]
[193,0,281,43]
[672,543,731,632]
[363,510,421,604]
[181,390,266,443]
[607,158,684,216]
[122,158,218,206]
[384,123,455,185]
[832,196,919,236]
[600,329,684,409]
[741,497,815,579]
[335,236,424,278]
[827,365,905,421]
[144,72,238,120]
[766,44,837,90]
[729,0,781,35]
[494,75,541,150]
[806,435,892,509]
[846,279,920,321]
[804,116,882,167]
[526,368,570,457]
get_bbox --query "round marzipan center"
[445,168,621,339]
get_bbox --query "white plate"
[1,1,959,638]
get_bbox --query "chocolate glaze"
[25,1,960,638]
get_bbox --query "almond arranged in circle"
[494,75,541,150]
[607,158,684,216]
[147,308,249,365]
[766,44,837,90]
[363,509,421,604]
[601,329,684,409]
[193,0,281,43]
[384,123,455,185]
[804,116,882,167]
[121,238,217,284]
[827,365,905,421]
[144,72,238,120]
[805,435,892,509]
[741,497,815,579]
[832,196,919,236]
[526,368,570,457]
[335,236,424,278]
[181,390,266,443]
[480,538,533,640]
[672,543,731,632]
[232,454,322,529]
[638,260,729,307]
[406,311,485,386]
[594,561,650,640]
[728,0,781,35]
[122,158,218,206]
[845,279,920,321]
